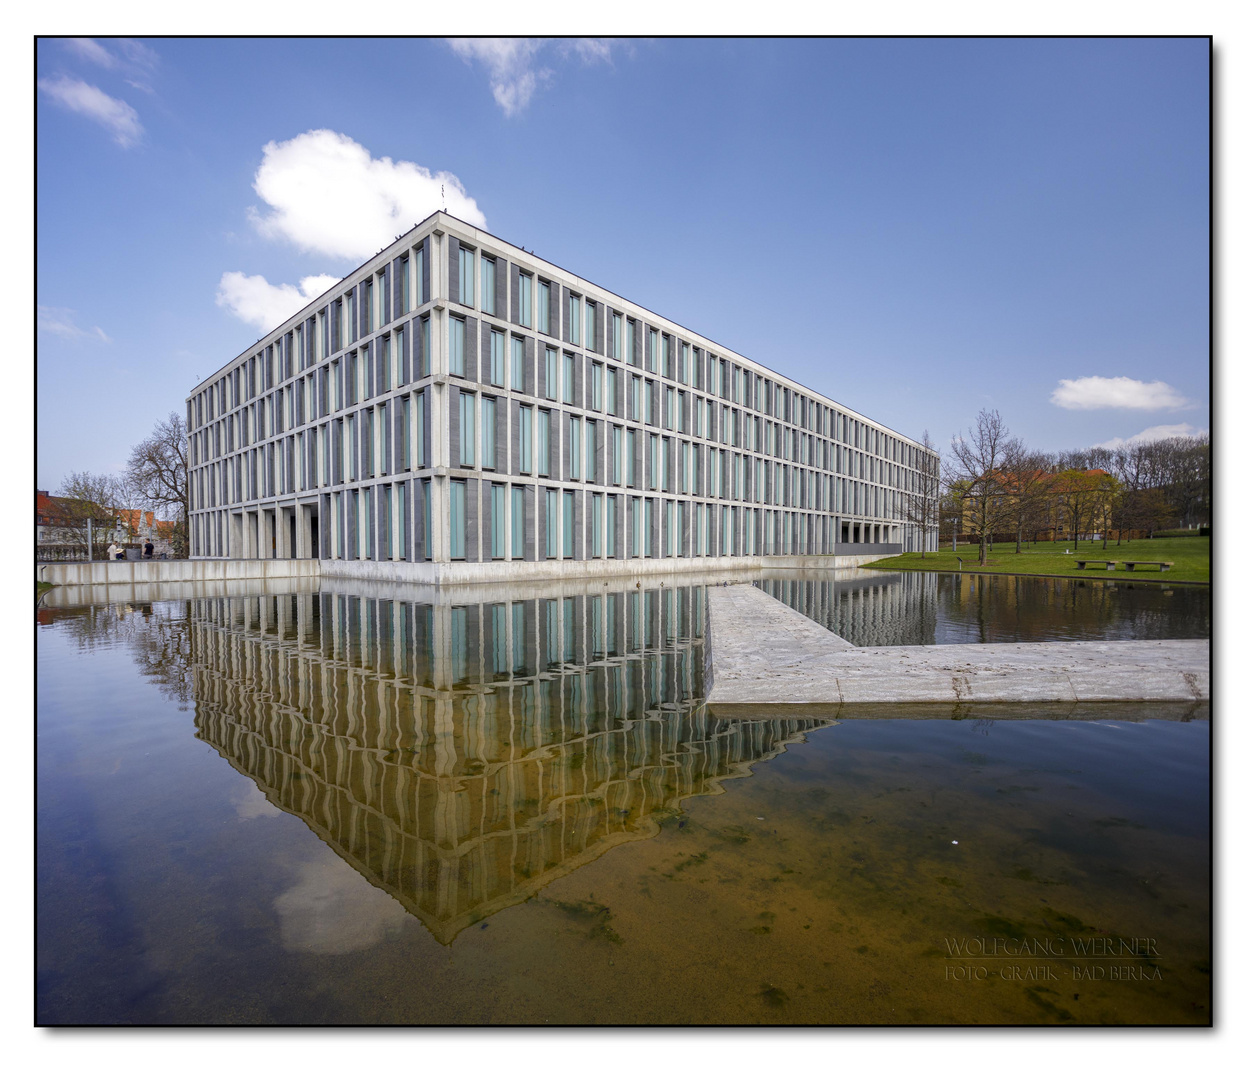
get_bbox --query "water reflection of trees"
[38,600,195,706]
[753,572,1208,645]
[186,584,831,944]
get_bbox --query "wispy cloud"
[38,305,110,342]
[1093,423,1208,451]
[63,37,160,92]
[246,129,486,261]
[216,271,343,331]
[448,38,618,116]
[1050,376,1192,411]
[38,75,143,147]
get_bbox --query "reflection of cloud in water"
[232,779,282,820]
[273,857,410,955]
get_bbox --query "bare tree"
[51,472,123,556]
[1000,439,1053,554]
[902,430,941,556]
[126,412,189,557]
[946,409,1011,567]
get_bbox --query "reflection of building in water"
[754,571,938,646]
[189,582,830,944]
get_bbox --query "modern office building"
[187,211,938,582]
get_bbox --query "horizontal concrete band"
[39,553,882,588]
[705,584,1210,705]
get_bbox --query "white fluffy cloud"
[63,37,160,91]
[448,38,617,116]
[247,129,486,261]
[216,271,342,331]
[1094,423,1208,451]
[38,75,143,147]
[38,305,109,342]
[1050,376,1192,411]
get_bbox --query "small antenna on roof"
[441,184,445,212]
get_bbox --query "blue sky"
[36,36,1210,491]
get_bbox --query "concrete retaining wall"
[38,559,320,587]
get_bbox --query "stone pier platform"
[705,585,1210,706]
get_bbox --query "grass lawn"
[37,580,56,600]
[864,535,1209,583]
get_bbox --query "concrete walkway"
[705,585,1209,706]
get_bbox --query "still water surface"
[36,571,1209,1024]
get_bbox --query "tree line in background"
[904,409,1210,567]
[44,412,189,559]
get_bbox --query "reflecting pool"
[36,571,1210,1024]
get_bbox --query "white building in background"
[187,211,939,582]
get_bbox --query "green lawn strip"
[37,580,56,599]
[863,537,1209,584]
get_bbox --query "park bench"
[1119,560,1174,572]
[1074,559,1116,570]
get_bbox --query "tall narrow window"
[414,247,425,306]
[519,406,532,473]
[585,419,596,483]
[537,410,550,475]
[458,247,475,306]
[415,391,425,467]
[518,273,533,328]
[563,491,574,557]
[449,318,465,376]
[546,489,558,558]
[567,294,581,345]
[491,483,505,557]
[626,321,636,367]
[584,301,595,351]
[400,256,410,315]
[626,429,636,487]
[592,363,603,410]
[607,367,618,415]
[592,493,603,557]
[481,257,496,315]
[511,485,525,557]
[612,426,623,485]
[459,392,475,466]
[648,329,658,373]
[450,481,466,558]
[611,313,622,360]
[401,396,411,469]
[537,280,550,334]
[563,353,574,404]
[482,397,496,468]
[568,416,580,480]
[490,330,505,386]
[511,337,525,392]
[649,434,659,489]
[606,495,617,556]
[545,347,558,400]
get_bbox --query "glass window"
[585,301,595,351]
[626,320,636,366]
[647,329,658,373]
[649,434,659,489]
[458,247,475,306]
[563,491,574,557]
[585,420,595,483]
[518,273,533,328]
[511,486,524,557]
[545,347,558,399]
[592,362,603,410]
[546,489,558,558]
[449,318,465,376]
[606,495,617,556]
[491,484,505,557]
[482,397,496,468]
[607,366,618,415]
[611,314,622,360]
[511,337,525,392]
[568,416,580,480]
[626,429,636,487]
[592,493,603,557]
[519,406,532,473]
[449,480,466,558]
[481,257,495,315]
[538,410,550,475]
[563,353,574,404]
[537,280,550,334]
[612,426,622,485]
[490,330,505,386]
[414,247,425,307]
[567,294,581,345]
[459,392,475,466]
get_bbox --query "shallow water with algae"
[37,573,1209,1024]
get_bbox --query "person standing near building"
[107,541,122,561]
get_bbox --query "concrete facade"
[187,211,939,584]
